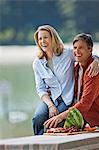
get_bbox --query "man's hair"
[73,33,93,48]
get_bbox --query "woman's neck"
[46,51,53,61]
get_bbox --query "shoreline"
[0,43,99,65]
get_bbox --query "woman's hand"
[44,114,63,129]
[48,105,59,118]
[41,94,58,118]
[88,60,99,77]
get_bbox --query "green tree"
[57,0,99,42]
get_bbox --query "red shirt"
[72,56,99,126]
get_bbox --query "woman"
[32,25,99,135]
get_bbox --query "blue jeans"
[32,96,70,135]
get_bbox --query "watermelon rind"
[64,108,84,129]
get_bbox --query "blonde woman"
[32,25,99,135]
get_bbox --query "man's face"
[73,40,92,65]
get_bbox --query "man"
[44,33,99,128]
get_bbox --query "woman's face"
[38,30,53,53]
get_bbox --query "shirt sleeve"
[92,54,99,61]
[33,60,48,99]
[69,48,75,62]
[72,69,99,113]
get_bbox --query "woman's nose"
[41,38,45,43]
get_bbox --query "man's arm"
[71,69,99,113]
[44,109,69,128]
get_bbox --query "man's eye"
[74,46,77,49]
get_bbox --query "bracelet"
[48,104,54,108]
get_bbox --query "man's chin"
[75,58,81,62]
[75,57,82,62]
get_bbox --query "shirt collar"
[40,57,48,67]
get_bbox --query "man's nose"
[76,48,80,53]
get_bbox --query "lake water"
[0,44,99,139]
[0,63,40,139]
[0,46,40,139]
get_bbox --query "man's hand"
[44,114,64,129]
[49,105,59,118]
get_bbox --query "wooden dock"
[0,132,99,150]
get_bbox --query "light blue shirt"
[33,48,74,106]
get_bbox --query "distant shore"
[0,43,99,65]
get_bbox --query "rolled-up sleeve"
[33,61,48,99]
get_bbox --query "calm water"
[0,45,99,139]
[0,63,40,139]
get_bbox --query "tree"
[57,0,99,42]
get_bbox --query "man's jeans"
[32,96,70,135]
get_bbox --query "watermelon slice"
[64,108,84,129]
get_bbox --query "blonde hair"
[34,25,64,59]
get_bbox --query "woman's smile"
[38,30,52,53]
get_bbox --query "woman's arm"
[41,94,54,108]
[33,61,48,98]
[88,56,99,77]
[42,94,59,118]
[33,61,59,117]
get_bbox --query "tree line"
[0,0,99,45]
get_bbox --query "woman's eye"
[38,36,49,41]
[38,38,42,41]
[44,36,48,39]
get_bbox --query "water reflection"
[0,80,12,120]
[8,111,28,124]
[0,60,40,139]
